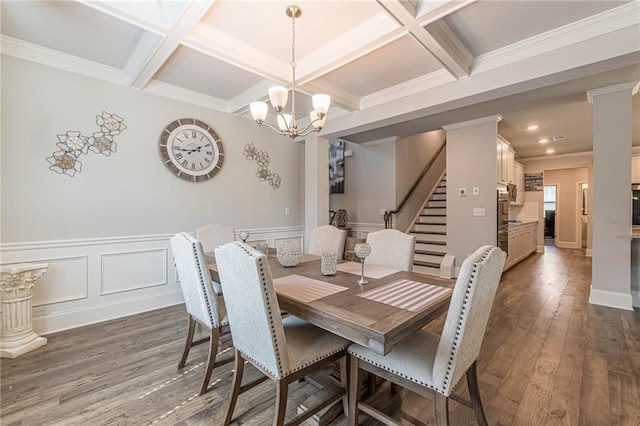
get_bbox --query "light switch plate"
[473,208,485,216]
[459,188,467,197]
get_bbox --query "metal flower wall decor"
[46,112,127,177]
[243,143,281,189]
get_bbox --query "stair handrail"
[384,141,446,229]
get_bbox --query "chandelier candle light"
[249,5,330,139]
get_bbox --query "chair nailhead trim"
[181,233,219,328]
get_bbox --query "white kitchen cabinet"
[507,146,515,184]
[514,162,525,203]
[497,137,509,185]
[504,222,538,270]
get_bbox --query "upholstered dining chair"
[214,241,350,426]
[308,224,347,259]
[365,229,416,272]
[194,223,235,254]
[170,232,232,395]
[348,245,506,426]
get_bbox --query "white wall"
[1,56,306,333]
[395,130,445,205]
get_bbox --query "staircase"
[410,174,447,276]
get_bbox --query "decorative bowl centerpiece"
[276,241,303,267]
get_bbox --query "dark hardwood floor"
[2,246,639,425]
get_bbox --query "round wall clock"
[159,118,224,182]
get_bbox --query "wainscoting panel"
[0,226,304,335]
[101,249,168,295]
[32,255,89,305]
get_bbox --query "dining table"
[205,250,454,356]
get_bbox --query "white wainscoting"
[0,226,304,335]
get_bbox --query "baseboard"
[35,290,184,335]
[585,248,593,257]
[537,245,545,253]
[555,240,581,249]
[589,288,634,311]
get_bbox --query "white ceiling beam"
[377,0,473,78]
[128,1,216,89]
[299,81,361,112]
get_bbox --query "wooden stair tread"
[413,260,441,268]
[411,231,446,235]
[414,240,446,245]
[420,214,446,217]
[416,222,446,226]
[415,250,446,256]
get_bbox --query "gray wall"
[1,55,304,243]
[544,168,589,248]
[445,117,499,270]
[329,138,396,225]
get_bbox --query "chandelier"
[249,5,330,139]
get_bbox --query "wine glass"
[238,231,250,243]
[353,243,371,285]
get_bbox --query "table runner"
[273,275,347,303]
[358,279,452,312]
[335,262,399,279]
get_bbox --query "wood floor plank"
[1,245,638,426]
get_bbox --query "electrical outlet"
[284,207,290,216]
[473,208,485,216]
[379,208,386,216]
[473,187,480,195]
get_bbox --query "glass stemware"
[353,243,371,285]
[238,231,250,243]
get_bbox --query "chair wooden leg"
[223,350,245,426]
[273,379,288,426]
[467,361,488,426]
[339,356,350,416]
[178,314,196,369]
[434,393,449,426]
[348,355,362,426]
[199,327,220,395]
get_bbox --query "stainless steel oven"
[633,184,640,226]
[497,191,509,255]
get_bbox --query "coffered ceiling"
[1,0,638,159]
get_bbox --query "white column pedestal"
[1,263,48,358]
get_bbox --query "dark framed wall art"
[329,140,344,194]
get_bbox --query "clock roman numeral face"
[159,119,224,182]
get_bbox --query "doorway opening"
[579,182,588,248]
[544,185,557,245]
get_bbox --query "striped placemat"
[273,275,347,303]
[336,262,399,279]
[358,279,452,312]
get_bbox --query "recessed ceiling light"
[552,135,566,141]
[538,138,549,144]
[527,124,540,131]
[546,149,555,154]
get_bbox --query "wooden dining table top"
[205,252,454,356]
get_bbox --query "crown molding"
[360,68,454,110]
[587,81,640,103]
[442,114,502,131]
[472,2,640,75]
[186,25,289,84]
[0,35,125,85]
[144,79,229,112]
[518,150,593,162]
[297,12,400,81]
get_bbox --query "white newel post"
[0,263,49,358]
